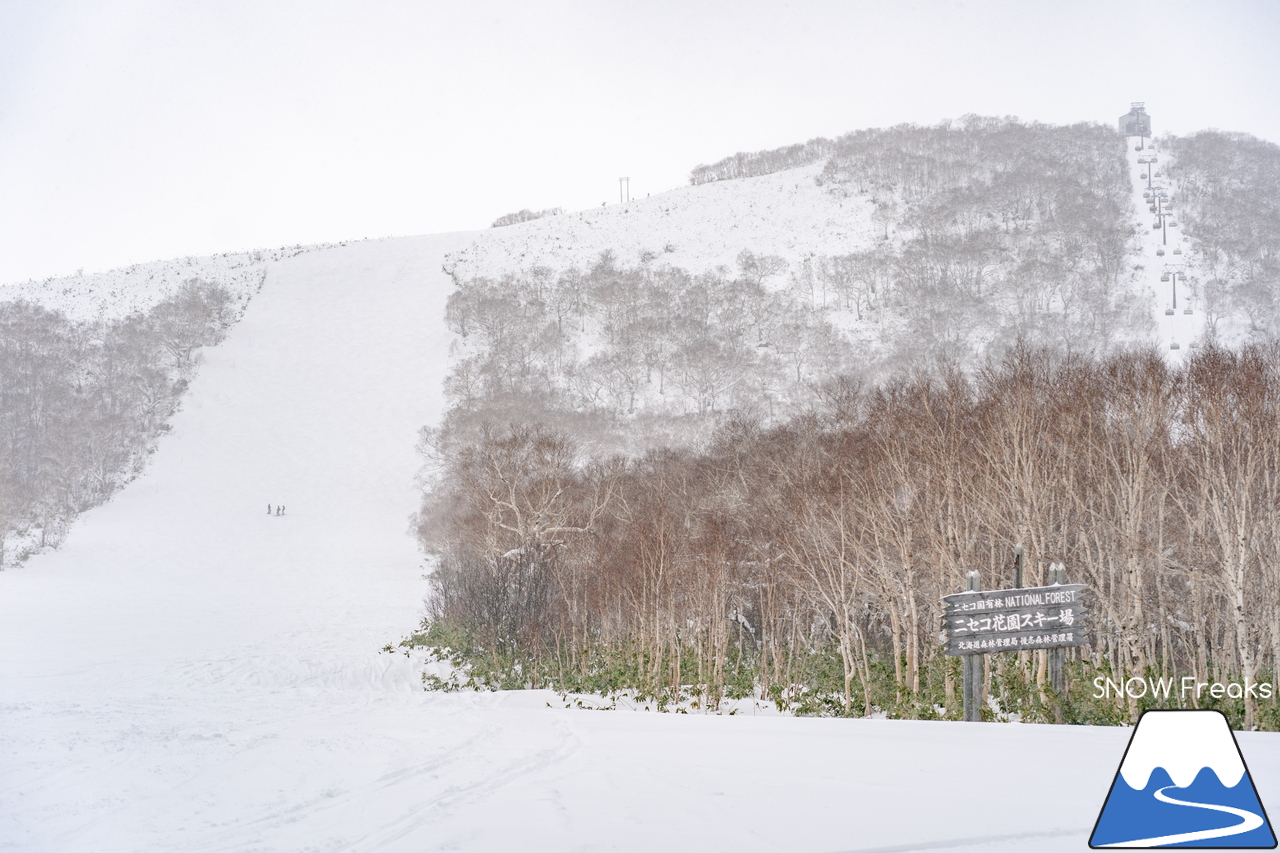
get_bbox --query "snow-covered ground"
[0,243,346,324]
[2,231,1278,852]
[445,162,877,281]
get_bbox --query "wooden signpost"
[942,556,1090,722]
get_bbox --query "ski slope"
[445,162,877,284]
[2,232,1277,852]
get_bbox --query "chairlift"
[1136,145,1144,151]
[1184,308,1193,314]
[1157,249,1165,256]
[1189,341,1199,348]
[1173,247,1182,255]
[1170,221,1179,228]
[1165,308,1175,315]
[1170,341,1181,350]
[1161,273,1170,281]
[1153,222,1162,229]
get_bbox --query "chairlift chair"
[1184,308,1193,314]
[1170,341,1181,350]
[1173,248,1182,254]
[1165,308,1175,315]
[1157,249,1165,256]
[1189,341,1199,348]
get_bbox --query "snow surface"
[1119,711,1247,790]
[2,231,1278,852]
[0,244,346,324]
[445,163,877,282]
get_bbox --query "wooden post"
[1049,562,1067,724]
[963,570,983,722]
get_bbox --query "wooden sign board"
[942,583,1090,656]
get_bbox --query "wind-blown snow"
[1119,711,1247,790]
[0,231,1275,852]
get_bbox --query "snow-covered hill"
[0,243,345,324]
[445,162,877,281]
[3,228,1278,852]
[448,128,1165,376]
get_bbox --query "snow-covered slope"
[0,243,345,324]
[446,162,877,280]
[0,231,1276,852]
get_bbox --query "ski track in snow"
[0,220,1277,851]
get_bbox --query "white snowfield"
[2,233,1276,853]
[444,162,877,282]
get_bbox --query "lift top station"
[1120,102,1152,137]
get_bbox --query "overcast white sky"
[1,0,1277,284]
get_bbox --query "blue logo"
[1091,709,1276,848]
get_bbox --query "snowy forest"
[415,119,1280,728]
[418,342,1280,730]
[0,280,238,565]
[1163,130,1280,339]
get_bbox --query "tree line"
[692,118,1148,367]
[1163,130,1280,341]
[441,250,852,455]
[441,227,1148,466]
[689,138,836,185]
[491,208,564,228]
[415,343,1280,728]
[0,279,237,566]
